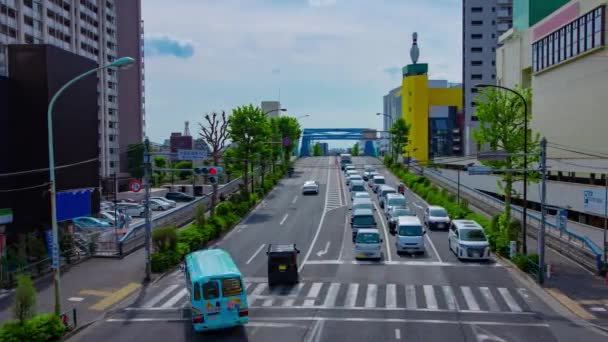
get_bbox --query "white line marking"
[288,283,305,296]
[316,241,331,257]
[282,299,295,307]
[142,284,179,308]
[425,234,443,263]
[442,286,458,311]
[246,244,266,265]
[161,288,187,308]
[303,260,503,267]
[68,297,84,302]
[395,328,401,340]
[323,283,341,307]
[307,282,323,298]
[365,284,378,308]
[338,213,349,261]
[423,285,438,309]
[386,284,397,309]
[516,288,530,301]
[245,282,252,291]
[405,285,417,309]
[373,202,392,262]
[498,288,522,312]
[300,158,333,272]
[251,283,268,296]
[303,299,316,307]
[461,286,481,311]
[280,213,289,225]
[345,284,359,307]
[292,196,298,204]
[252,316,549,327]
[262,298,274,307]
[480,287,500,312]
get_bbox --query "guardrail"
[419,166,604,272]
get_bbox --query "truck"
[340,153,352,170]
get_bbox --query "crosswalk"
[325,168,344,211]
[135,280,531,314]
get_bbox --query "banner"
[44,230,53,260]
[582,189,607,217]
[56,188,94,222]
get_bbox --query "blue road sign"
[557,208,568,230]
[282,137,291,147]
[468,166,493,175]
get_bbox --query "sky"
[142,0,462,147]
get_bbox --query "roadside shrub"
[176,242,190,259]
[0,313,67,342]
[511,253,539,273]
[215,202,234,216]
[459,198,469,211]
[151,226,177,253]
[151,251,178,273]
[177,227,206,251]
[208,216,227,234]
[194,204,206,229]
[12,274,36,324]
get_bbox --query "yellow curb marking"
[546,288,597,320]
[79,289,114,297]
[90,283,141,311]
[577,299,608,305]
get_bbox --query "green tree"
[275,116,302,165]
[222,146,243,180]
[473,86,539,250]
[351,143,360,156]
[313,143,322,156]
[228,105,270,193]
[12,274,36,324]
[173,161,193,180]
[153,156,167,186]
[389,118,411,161]
[199,111,229,215]
[127,143,144,179]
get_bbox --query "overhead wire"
[0,182,50,193]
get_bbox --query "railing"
[419,166,604,272]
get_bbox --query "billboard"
[582,189,607,217]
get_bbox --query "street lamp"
[475,83,529,255]
[47,56,135,315]
[296,114,310,120]
[265,108,287,116]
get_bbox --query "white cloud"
[308,0,338,7]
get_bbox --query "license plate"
[278,265,287,271]
[438,223,444,228]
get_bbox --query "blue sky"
[142,0,462,146]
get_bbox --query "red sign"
[129,180,142,193]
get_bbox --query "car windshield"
[350,175,362,180]
[388,198,406,207]
[353,204,373,210]
[356,233,380,243]
[374,178,385,184]
[355,193,369,198]
[353,216,375,225]
[352,185,364,191]
[392,209,411,217]
[398,225,423,236]
[431,209,448,217]
[460,229,487,241]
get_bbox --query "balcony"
[497,9,511,19]
[497,23,511,33]
[496,0,512,6]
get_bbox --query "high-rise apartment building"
[462,0,513,155]
[381,86,401,154]
[0,0,145,179]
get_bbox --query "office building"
[462,0,513,156]
[261,101,282,117]
[381,86,401,154]
[0,0,145,178]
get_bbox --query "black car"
[267,244,300,287]
[165,192,195,202]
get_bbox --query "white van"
[354,228,383,260]
[395,216,426,254]
[371,175,386,192]
[382,193,405,212]
[377,185,397,208]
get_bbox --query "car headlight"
[459,244,468,250]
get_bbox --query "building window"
[109,135,115,142]
[471,7,483,13]
[108,95,116,103]
[492,60,495,66]
[492,20,495,25]
[553,32,559,63]
[24,16,34,27]
[586,13,593,50]
[532,44,538,71]
[24,34,34,44]
[491,74,496,79]
[492,7,495,12]
[594,7,603,48]
[471,88,479,93]
[110,161,115,168]
[471,60,483,66]
[578,17,586,52]
[548,34,553,66]
[471,74,482,80]
[492,33,495,38]
[109,148,115,154]
[492,47,496,52]
[471,34,483,39]
[559,28,565,62]
[471,20,483,26]
[109,108,117,115]
[572,20,579,55]
[109,121,115,128]
[471,47,483,52]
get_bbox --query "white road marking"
[425,233,443,263]
[386,284,397,309]
[462,286,481,311]
[68,297,84,302]
[498,288,522,312]
[323,283,341,307]
[251,283,268,296]
[300,158,333,272]
[405,285,417,309]
[303,299,316,306]
[262,298,274,307]
[282,299,295,307]
[306,282,323,298]
[345,284,359,307]
[337,213,349,261]
[442,286,458,311]
[280,213,289,225]
[246,244,266,265]
[245,282,252,291]
[373,202,392,262]
[142,284,179,308]
[303,260,503,267]
[292,196,298,204]
[288,283,305,296]
[479,287,500,312]
[395,328,401,340]
[252,316,549,327]
[590,307,607,312]
[161,288,187,308]
[471,325,510,342]
[423,285,438,309]
[365,284,378,308]
[316,241,331,257]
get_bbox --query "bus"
[340,153,352,170]
[184,249,249,332]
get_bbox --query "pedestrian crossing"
[135,281,532,314]
[325,168,344,211]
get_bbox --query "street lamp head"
[376,113,382,116]
[110,57,135,70]
[280,108,287,112]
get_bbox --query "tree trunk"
[210,152,219,216]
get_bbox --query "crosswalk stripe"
[323,283,341,307]
[365,284,378,308]
[245,282,252,291]
[282,298,295,307]
[251,283,267,296]
[345,284,359,307]
[161,288,187,308]
[386,284,397,309]
[461,286,480,311]
[405,285,417,309]
[423,285,438,309]
[262,298,274,307]
[303,299,316,306]
[142,284,179,308]
[442,286,457,311]
[288,283,305,296]
[307,283,323,298]
[479,287,500,312]
[498,288,522,312]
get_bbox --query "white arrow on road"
[316,242,331,257]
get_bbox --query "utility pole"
[113,173,119,238]
[143,138,152,281]
[604,173,607,265]
[538,137,547,285]
[457,168,461,205]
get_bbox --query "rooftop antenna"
[184,120,191,136]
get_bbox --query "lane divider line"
[246,244,267,265]
[280,213,289,226]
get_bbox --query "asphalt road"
[68,156,608,342]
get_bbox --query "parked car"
[165,192,195,202]
[72,217,113,230]
[302,180,320,195]
[424,205,451,230]
[120,198,138,204]
[116,202,146,217]
[387,207,415,233]
[143,198,172,211]
[98,211,130,228]
[151,197,177,208]
[448,220,490,260]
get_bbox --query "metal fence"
[420,166,604,272]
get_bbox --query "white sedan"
[302,180,320,195]
[151,196,177,208]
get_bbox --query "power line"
[547,143,608,159]
[0,182,50,193]
[0,157,99,178]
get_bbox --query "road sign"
[178,149,207,161]
[129,180,142,192]
[282,137,291,147]
[583,189,607,217]
[557,208,568,230]
[468,166,493,175]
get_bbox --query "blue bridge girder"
[300,128,377,157]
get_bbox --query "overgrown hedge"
[0,314,67,342]
[151,166,289,273]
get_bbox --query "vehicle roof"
[452,220,484,230]
[428,205,446,210]
[185,249,241,280]
[386,193,405,199]
[349,174,363,178]
[351,180,365,185]
[353,191,369,196]
[352,198,373,204]
[397,216,422,225]
[303,180,317,185]
[353,208,374,215]
[357,228,379,234]
[268,244,298,253]
[378,185,396,191]
[372,175,385,179]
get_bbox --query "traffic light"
[193,166,223,184]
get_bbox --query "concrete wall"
[497,28,532,88]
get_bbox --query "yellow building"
[401,63,463,163]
